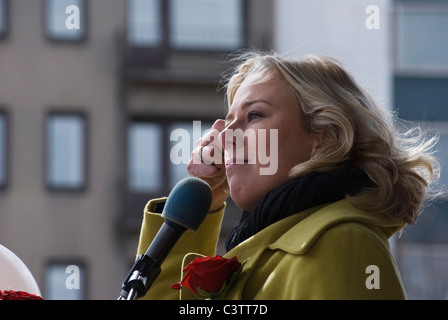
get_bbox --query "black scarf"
[225,166,373,252]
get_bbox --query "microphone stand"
[118,220,187,300]
[118,254,161,300]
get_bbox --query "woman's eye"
[248,112,261,122]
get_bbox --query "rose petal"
[170,282,182,290]
[172,255,243,299]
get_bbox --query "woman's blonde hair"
[225,51,441,224]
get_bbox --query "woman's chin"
[229,184,258,213]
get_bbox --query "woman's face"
[220,75,317,212]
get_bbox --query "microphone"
[119,177,212,300]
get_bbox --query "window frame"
[126,0,247,53]
[418,121,448,197]
[393,1,448,78]
[127,118,165,194]
[44,259,87,300]
[0,108,8,190]
[0,0,9,41]
[124,117,215,223]
[44,0,88,43]
[44,110,88,192]
[167,119,214,189]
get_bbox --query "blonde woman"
[135,51,440,300]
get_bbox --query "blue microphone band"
[162,177,212,231]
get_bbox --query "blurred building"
[390,0,448,299]
[0,0,446,300]
[0,0,272,299]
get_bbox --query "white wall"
[274,0,392,110]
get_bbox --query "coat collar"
[268,198,405,255]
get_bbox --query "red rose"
[0,290,43,300]
[171,255,243,299]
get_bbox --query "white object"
[0,244,41,296]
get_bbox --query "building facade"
[0,0,446,299]
[0,0,273,299]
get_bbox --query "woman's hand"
[187,119,228,212]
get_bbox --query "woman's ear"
[310,132,325,158]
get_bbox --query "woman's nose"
[219,119,240,149]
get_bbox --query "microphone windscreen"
[162,177,212,231]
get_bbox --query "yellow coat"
[136,197,407,300]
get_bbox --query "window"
[393,3,448,300]
[169,121,213,188]
[170,0,243,50]
[45,262,86,300]
[46,0,86,42]
[394,77,448,121]
[127,121,163,192]
[0,0,7,39]
[0,110,6,188]
[395,4,448,71]
[432,124,448,188]
[127,0,161,47]
[395,123,448,299]
[46,113,86,190]
[393,2,448,121]
[127,0,243,50]
[127,120,213,194]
